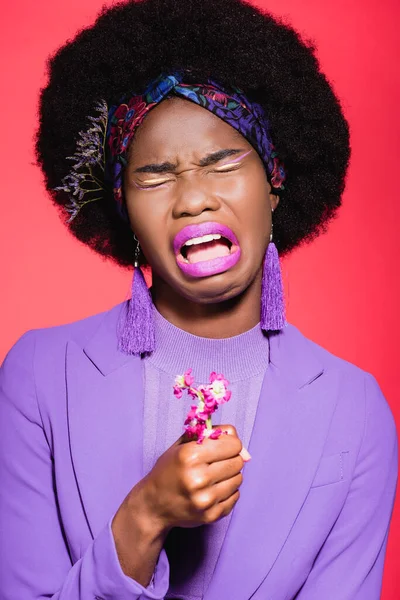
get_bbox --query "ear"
[269,191,280,212]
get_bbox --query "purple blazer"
[0,300,398,600]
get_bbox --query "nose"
[172,177,221,219]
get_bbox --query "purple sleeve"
[295,373,398,600]
[0,331,170,599]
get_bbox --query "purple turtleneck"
[142,308,270,599]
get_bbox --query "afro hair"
[35,0,351,268]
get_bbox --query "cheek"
[222,171,271,237]
[125,192,168,246]
[125,194,177,274]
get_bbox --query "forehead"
[129,97,249,161]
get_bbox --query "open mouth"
[179,233,233,264]
[173,222,241,278]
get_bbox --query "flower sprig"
[54,100,109,223]
[174,369,232,444]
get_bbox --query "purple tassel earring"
[261,210,287,331]
[117,235,155,355]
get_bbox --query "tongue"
[186,240,230,264]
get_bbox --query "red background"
[1,0,399,596]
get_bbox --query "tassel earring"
[260,211,287,331]
[117,235,155,355]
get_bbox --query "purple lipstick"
[173,222,241,278]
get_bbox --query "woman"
[0,0,397,598]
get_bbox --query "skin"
[124,97,279,337]
[111,97,279,586]
[112,425,244,585]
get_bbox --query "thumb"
[173,430,199,445]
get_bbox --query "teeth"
[184,234,222,247]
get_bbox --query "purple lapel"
[66,302,338,598]
[205,329,339,599]
[66,303,145,539]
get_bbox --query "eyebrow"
[133,148,245,174]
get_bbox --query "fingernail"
[240,447,252,462]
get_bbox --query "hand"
[137,424,246,534]
[111,424,248,584]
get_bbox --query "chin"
[178,271,250,305]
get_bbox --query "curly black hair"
[35,0,350,269]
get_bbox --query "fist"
[142,424,248,531]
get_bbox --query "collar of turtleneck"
[145,307,270,383]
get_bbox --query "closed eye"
[135,160,243,188]
[134,178,172,189]
[213,161,242,172]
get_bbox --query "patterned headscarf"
[56,73,286,222]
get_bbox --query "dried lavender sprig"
[54,100,109,221]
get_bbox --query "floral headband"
[56,73,286,223]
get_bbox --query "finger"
[170,432,188,447]
[217,424,239,438]
[210,473,243,506]
[215,490,240,520]
[171,429,199,447]
[216,424,251,461]
[192,472,242,515]
[201,433,243,463]
[207,455,244,485]
[203,488,241,523]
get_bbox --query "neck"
[151,271,262,338]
